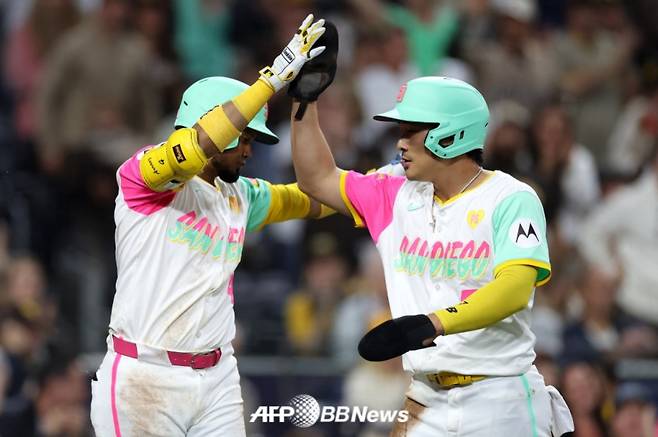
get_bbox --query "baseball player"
[90,15,329,436]
[289,76,575,436]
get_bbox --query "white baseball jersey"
[110,147,280,352]
[341,169,551,376]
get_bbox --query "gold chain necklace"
[430,167,483,231]
[458,167,483,194]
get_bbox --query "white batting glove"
[259,14,326,92]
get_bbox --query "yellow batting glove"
[259,14,326,92]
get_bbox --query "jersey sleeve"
[118,148,176,215]
[239,177,313,232]
[491,190,551,286]
[340,170,405,243]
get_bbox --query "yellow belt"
[426,372,486,388]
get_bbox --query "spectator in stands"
[354,25,417,146]
[0,309,39,393]
[0,222,9,277]
[343,317,410,437]
[285,233,348,356]
[173,0,234,80]
[607,81,658,175]
[35,358,90,436]
[534,352,561,389]
[331,244,388,367]
[562,265,626,364]
[0,347,34,436]
[578,145,658,326]
[465,0,558,110]
[3,256,55,330]
[611,382,656,437]
[561,360,612,437]
[0,255,59,370]
[36,0,160,172]
[134,0,183,116]
[4,0,80,162]
[564,262,658,365]
[530,105,600,242]
[553,0,636,164]
[483,100,533,178]
[347,0,460,76]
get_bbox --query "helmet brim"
[373,107,442,124]
[251,122,279,145]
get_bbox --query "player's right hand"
[259,14,326,92]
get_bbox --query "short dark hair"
[465,149,484,166]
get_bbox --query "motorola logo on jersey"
[509,218,541,248]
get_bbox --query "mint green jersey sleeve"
[491,190,551,286]
[238,177,272,233]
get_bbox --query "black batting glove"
[288,20,338,120]
[358,314,438,362]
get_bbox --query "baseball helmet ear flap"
[424,117,489,159]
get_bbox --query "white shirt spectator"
[578,170,658,324]
[558,144,601,243]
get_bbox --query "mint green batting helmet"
[175,76,279,150]
[374,77,489,159]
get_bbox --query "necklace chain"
[430,167,483,232]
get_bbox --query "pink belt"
[112,335,222,369]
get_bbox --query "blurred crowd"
[1,0,658,435]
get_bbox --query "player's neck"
[432,160,483,202]
[198,166,215,185]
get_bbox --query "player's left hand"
[259,14,326,92]
[358,314,439,361]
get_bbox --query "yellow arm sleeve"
[197,79,274,152]
[258,182,312,229]
[257,182,337,230]
[434,264,537,335]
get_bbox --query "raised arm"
[290,101,349,215]
[140,15,326,192]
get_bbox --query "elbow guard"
[139,128,208,192]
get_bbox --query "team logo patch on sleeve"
[509,218,540,248]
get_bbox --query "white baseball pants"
[90,344,245,437]
[392,366,573,437]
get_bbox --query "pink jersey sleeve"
[118,148,176,215]
[341,171,405,243]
